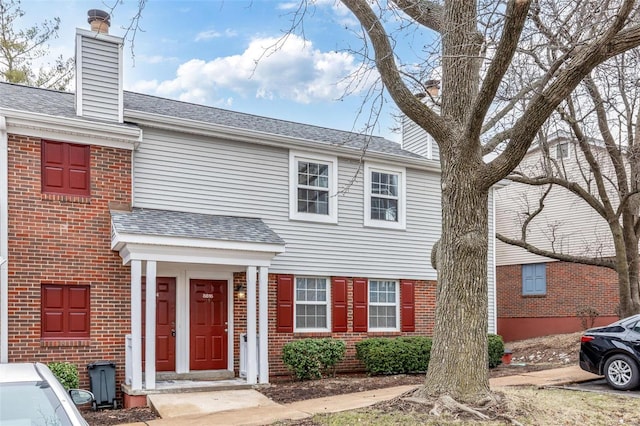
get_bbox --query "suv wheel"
[604,354,640,391]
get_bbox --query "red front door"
[190,279,228,370]
[142,277,177,372]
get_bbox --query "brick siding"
[233,273,436,377]
[496,261,620,340]
[7,133,132,391]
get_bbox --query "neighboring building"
[0,12,498,407]
[495,137,620,342]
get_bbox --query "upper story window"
[522,263,546,296]
[368,279,400,331]
[364,163,406,229]
[41,140,90,196]
[289,151,338,223]
[555,142,570,160]
[41,284,90,340]
[294,277,330,332]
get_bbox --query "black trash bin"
[87,361,117,410]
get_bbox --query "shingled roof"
[111,207,285,245]
[0,82,423,160]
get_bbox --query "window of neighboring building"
[555,142,569,160]
[41,140,90,196]
[41,284,90,339]
[364,163,406,229]
[294,277,330,331]
[522,263,546,295]
[289,152,338,223]
[368,280,399,331]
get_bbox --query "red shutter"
[41,284,90,339]
[400,280,415,332]
[332,277,348,332]
[276,275,294,333]
[42,140,90,196]
[352,278,368,332]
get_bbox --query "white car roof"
[0,362,42,383]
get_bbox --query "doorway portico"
[110,207,285,392]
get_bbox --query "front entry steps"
[122,370,262,408]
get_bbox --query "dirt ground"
[82,332,582,425]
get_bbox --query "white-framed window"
[364,163,406,229]
[369,279,399,331]
[294,277,330,332]
[289,151,338,223]
[555,142,570,160]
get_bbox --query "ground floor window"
[295,277,330,331]
[368,280,399,331]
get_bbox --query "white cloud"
[195,29,222,41]
[135,34,374,105]
[195,28,237,41]
[138,54,179,64]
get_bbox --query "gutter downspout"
[0,116,9,362]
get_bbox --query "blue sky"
[16,0,405,142]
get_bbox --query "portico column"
[144,260,157,389]
[258,266,269,384]
[246,266,257,384]
[130,260,142,390]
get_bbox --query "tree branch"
[467,0,531,142]
[483,17,640,187]
[496,233,617,269]
[392,0,443,34]
[341,0,453,143]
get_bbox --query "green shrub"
[282,338,346,380]
[48,362,79,390]
[488,334,505,368]
[355,336,431,375]
[356,334,505,374]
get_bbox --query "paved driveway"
[564,378,640,398]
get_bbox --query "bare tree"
[497,48,640,319]
[332,0,640,409]
[0,0,73,90]
[129,0,640,413]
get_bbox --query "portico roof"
[110,207,285,266]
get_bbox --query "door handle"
[171,329,176,337]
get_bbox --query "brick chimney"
[75,9,123,123]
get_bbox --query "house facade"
[495,138,620,341]
[0,12,498,408]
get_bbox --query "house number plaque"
[202,293,214,299]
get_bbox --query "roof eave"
[1,108,141,150]
[124,109,442,173]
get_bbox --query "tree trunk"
[416,156,491,403]
[622,213,640,316]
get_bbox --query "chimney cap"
[425,79,440,88]
[87,9,111,26]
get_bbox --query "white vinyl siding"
[76,34,122,122]
[133,128,442,280]
[401,115,439,161]
[495,146,614,266]
[488,189,497,334]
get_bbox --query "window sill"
[522,294,547,298]
[367,331,401,336]
[41,339,92,347]
[293,332,332,337]
[42,193,91,204]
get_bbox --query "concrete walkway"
[125,365,600,426]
